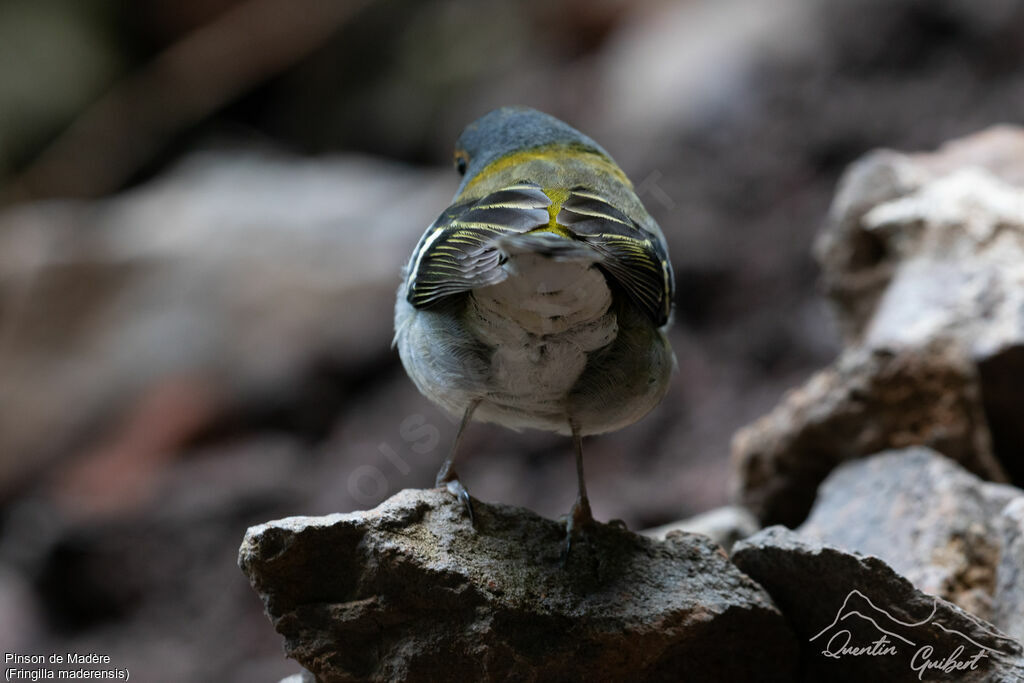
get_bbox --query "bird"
[393,106,675,558]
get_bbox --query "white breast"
[467,253,618,410]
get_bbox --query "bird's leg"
[436,399,480,524]
[562,418,594,562]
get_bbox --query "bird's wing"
[405,183,550,307]
[557,188,674,327]
[406,182,674,327]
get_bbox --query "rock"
[731,342,1006,527]
[278,672,316,683]
[814,126,1024,476]
[0,564,43,651]
[640,504,759,553]
[732,526,1024,683]
[817,127,1024,344]
[239,488,798,682]
[0,152,451,497]
[0,436,309,683]
[596,0,816,158]
[995,497,1024,642]
[797,447,1024,630]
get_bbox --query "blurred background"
[2,0,1024,679]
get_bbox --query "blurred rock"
[0,151,451,498]
[995,497,1024,642]
[798,448,1024,628]
[2,435,309,683]
[731,342,1005,526]
[640,504,759,552]
[732,526,1024,683]
[278,672,315,683]
[0,563,43,651]
[239,488,798,682]
[597,0,815,155]
[818,130,1024,343]
[816,126,1024,476]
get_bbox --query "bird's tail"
[493,232,603,263]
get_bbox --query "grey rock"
[0,152,451,493]
[278,672,316,683]
[798,447,1023,628]
[817,127,1024,346]
[596,0,817,157]
[995,497,1024,643]
[640,504,760,553]
[814,150,924,343]
[731,342,1006,527]
[732,526,1024,683]
[0,563,42,651]
[239,488,797,683]
[814,126,1024,474]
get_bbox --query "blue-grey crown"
[453,106,612,195]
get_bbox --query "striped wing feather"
[405,183,550,307]
[559,188,674,326]
[406,183,673,326]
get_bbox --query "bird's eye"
[454,153,468,176]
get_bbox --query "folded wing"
[406,183,674,327]
[558,188,673,327]
[405,183,550,307]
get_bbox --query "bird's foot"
[436,469,474,525]
[560,495,594,565]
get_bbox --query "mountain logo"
[809,589,1019,678]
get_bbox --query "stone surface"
[640,504,759,553]
[814,126,1024,476]
[995,497,1024,643]
[279,672,316,683]
[732,526,1024,683]
[817,126,1024,347]
[731,342,1005,527]
[239,488,797,683]
[798,447,1023,629]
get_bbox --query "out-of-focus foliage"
[0,0,123,184]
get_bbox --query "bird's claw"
[441,477,475,525]
[560,496,594,566]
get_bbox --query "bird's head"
[451,106,612,198]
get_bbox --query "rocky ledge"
[241,454,1024,682]
[239,488,797,682]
